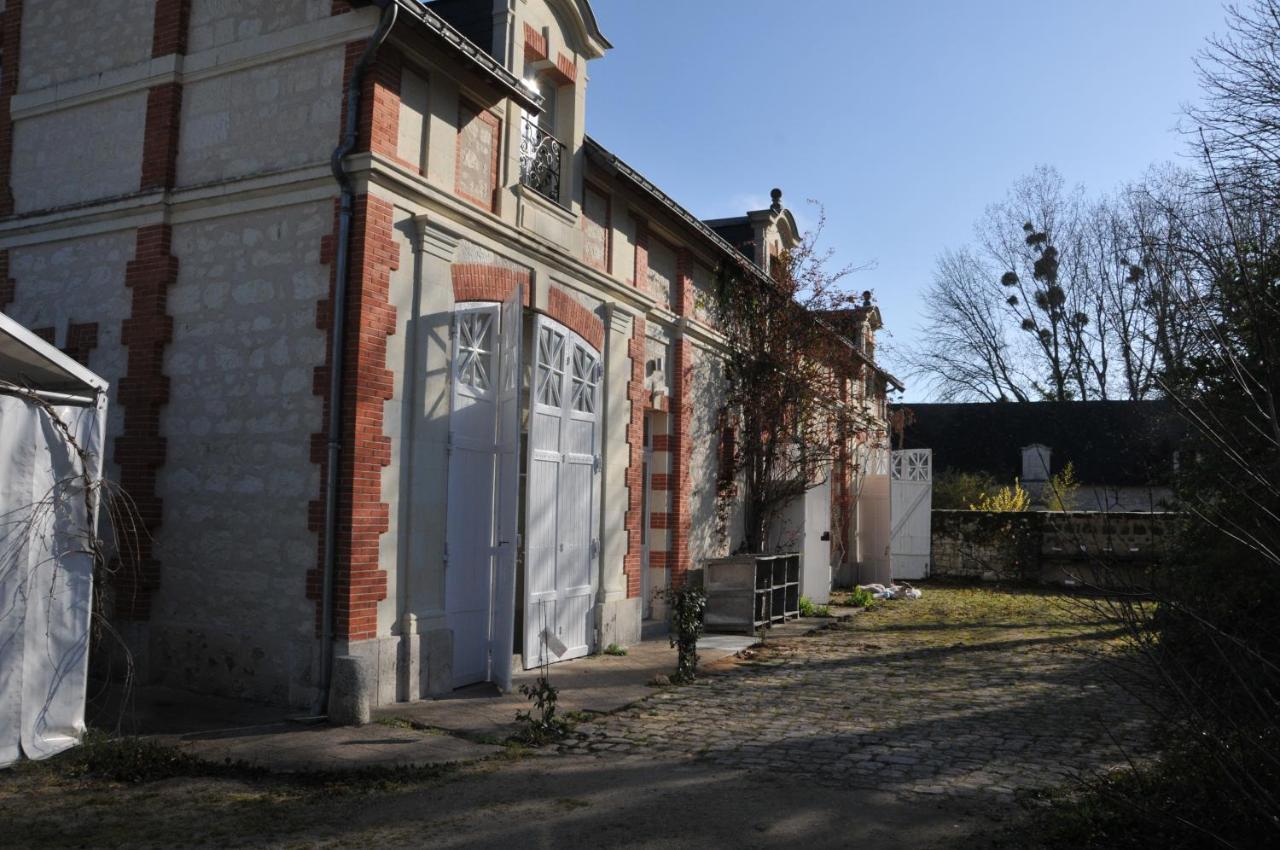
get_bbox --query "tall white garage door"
[445,285,523,690]
[524,315,601,668]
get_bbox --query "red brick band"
[545,286,604,352]
[632,220,649,290]
[524,23,548,63]
[552,53,577,85]
[451,263,532,305]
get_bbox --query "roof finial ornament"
[770,187,783,212]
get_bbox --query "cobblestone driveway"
[566,587,1152,805]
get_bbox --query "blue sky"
[581,0,1230,399]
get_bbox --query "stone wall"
[11,93,147,212]
[930,509,1178,584]
[147,202,331,707]
[6,231,135,485]
[18,0,156,92]
[177,46,345,187]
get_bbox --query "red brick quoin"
[151,0,192,58]
[0,0,25,217]
[113,225,178,620]
[0,251,15,311]
[669,338,694,588]
[309,195,399,642]
[623,317,647,599]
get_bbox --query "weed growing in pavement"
[515,676,571,745]
[798,596,831,617]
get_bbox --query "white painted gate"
[857,445,892,585]
[890,449,932,581]
[524,316,601,668]
[444,286,523,690]
[800,474,833,604]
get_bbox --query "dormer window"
[520,74,567,203]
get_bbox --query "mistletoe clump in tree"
[711,205,884,555]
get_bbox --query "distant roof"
[896,401,1185,486]
[702,217,754,261]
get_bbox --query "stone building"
[0,0,895,709]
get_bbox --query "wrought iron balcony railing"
[520,117,565,203]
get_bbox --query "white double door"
[524,316,601,668]
[446,287,522,691]
[445,295,601,689]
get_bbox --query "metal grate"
[520,117,565,203]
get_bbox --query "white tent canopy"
[0,311,108,769]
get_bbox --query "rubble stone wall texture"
[930,509,1178,583]
[188,0,331,53]
[11,93,147,212]
[177,47,345,187]
[148,203,331,706]
[5,232,134,485]
[17,0,156,91]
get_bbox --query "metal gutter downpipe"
[317,0,399,716]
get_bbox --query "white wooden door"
[891,449,932,580]
[524,316,601,668]
[801,474,833,604]
[445,303,501,687]
[491,285,523,692]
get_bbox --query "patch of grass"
[602,642,628,656]
[987,745,1280,850]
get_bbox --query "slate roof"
[702,217,755,262]
[895,401,1185,486]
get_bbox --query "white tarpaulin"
[0,313,107,769]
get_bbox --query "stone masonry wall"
[5,232,134,485]
[17,0,156,91]
[148,202,331,706]
[930,510,1177,584]
[11,93,148,212]
[187,0,330,53]
[176,46,345,187]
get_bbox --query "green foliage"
[515,676,571,745]
[847,586,878,609]
[932,469,999,509]
[970,479,1030,512]
[56,731,228,784]
[602,643,627,656]
[667,585,707,684]
[1042,461,1079,511]
[798,596,830,617]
